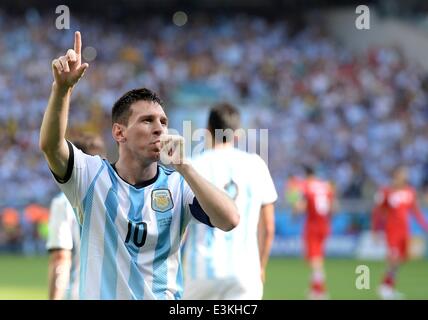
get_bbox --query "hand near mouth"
[159,134,186,167]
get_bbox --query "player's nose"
[152,120,164,136]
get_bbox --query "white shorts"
[183,277,263,300]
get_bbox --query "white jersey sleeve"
[181,177,213,226]
[180,177,195,227]
[46,194,74,250]
[254,155,278,205]
[183,179,195,209]
[56,141,105,225]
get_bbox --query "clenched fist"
[159,134,186,167]
[52,31,88,90]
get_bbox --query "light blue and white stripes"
[183,148,278,284]
[58,144,197,300]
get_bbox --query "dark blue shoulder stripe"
[189,197,214,228]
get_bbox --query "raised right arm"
[39,31,89,179]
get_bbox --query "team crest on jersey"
[151,189,174,213]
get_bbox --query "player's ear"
[112,123,126,143]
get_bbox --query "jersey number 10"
[125,221,148,247]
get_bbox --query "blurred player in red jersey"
[372,166,428,299]
[292,166,336,300]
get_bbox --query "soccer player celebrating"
[47,133,106,300]
[372,165,428,300]
[39,31,239,299]
[292,166,335,300]
[182,103,277,299]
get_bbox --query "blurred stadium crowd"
[1,10,428,251]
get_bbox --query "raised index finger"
[74,31,82,55]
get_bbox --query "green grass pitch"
[0,255,427,299]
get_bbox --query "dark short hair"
[71,133,106,157]
[112,88,163,125]
[207,102,241,143]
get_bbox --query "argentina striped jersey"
[56,142,207,299]
[183,148,278,283]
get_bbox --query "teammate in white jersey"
[39,31,239,300]
[46,134,106,300]
[183,103,277,299]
